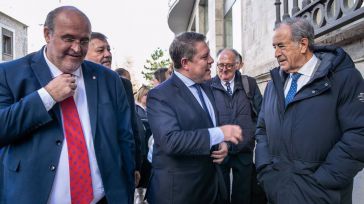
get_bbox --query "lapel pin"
[92,76,96,80]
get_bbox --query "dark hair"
[153,68,169,83]
[115,68,130,80]
[169,32,206,69]
[44,6,91,33]
[90,32,108,41]
[275,17,315,51]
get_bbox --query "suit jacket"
[0,48,135,204]
[146,73,226,204]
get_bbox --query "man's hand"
[135,171,141,186]
[219,125,243,144]
[211,142,228,164]
[44,74,77,102]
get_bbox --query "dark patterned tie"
[225,81,233,96]
[60,96,94,204]
[194,83,214,126]
[285,73,302,106]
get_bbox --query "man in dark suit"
[210,48,264,204]
[0,6,134,204]
[85,32,142,198]
[146,32,243,204]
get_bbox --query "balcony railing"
[275,0,364,37]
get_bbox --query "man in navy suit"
[146,32,243,204]
[0,6,134,204]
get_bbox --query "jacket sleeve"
[255,81,273,172]
[313,68,364,189]
[115,76,135,202]
[122,78,142,171]
[0,68,52,147]
[146,89,211,156]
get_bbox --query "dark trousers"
[221,153,266,204]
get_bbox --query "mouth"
[102,60,111,65]
[67,53,82,59]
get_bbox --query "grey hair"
[275,17,315,51]
[169,32,206,69]
[216,48,243,63]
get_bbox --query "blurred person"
[209,48,264,204]
[115,67,131,81]
[255,17,364,204]
[134,85,152,204]
[85,32,141,203]
[146,32,243,204]
[0,6,134,204]
[151,67,170,87]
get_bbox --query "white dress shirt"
[38,48,104,204]
[284,54,319,96]
[220,75,235,93]
[174,71,224,148]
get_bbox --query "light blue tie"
[225,81,233,96]
[285,73,302,106]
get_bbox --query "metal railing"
[275,0,364,37]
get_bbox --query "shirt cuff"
[38,88,56,111]
[208,127,224,149]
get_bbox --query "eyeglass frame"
[216,63,236,70]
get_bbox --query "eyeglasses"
[217,63,235,70]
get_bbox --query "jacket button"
[312,90,316,94]
[56,140,62,146]
[324,83,328,86]
[49,165,56,171]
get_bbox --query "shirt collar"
[296,54,318,78]
[43,46,81,78]
[220,74,235,86]
[174,70,196,87]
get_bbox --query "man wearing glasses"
[209,48,263,204]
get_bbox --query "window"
[2,28,13,60]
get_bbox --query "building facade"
[167,0,364,203]
[167,0,364,91]
[0,11,28,62]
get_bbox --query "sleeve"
[122,78,142,171]
[313,68,364,189]
[0,68,53,147]
[255,81,273,172]
[146,89,211,156]
[115,76,135,201]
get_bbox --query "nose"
[208,55,214,65]
[274,47,281,58]
[71,41,81,53]
[104,50,112,58]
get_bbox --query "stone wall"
[0,12,28,61]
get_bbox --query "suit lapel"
[82,64,98,139]
[171,74,213,127]
[30,47,62,124]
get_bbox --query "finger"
[230,137,238,144]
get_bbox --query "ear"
[237,62,244,70]
[181,57,190,71]
[299,38,309,54]
[44,27,51,44]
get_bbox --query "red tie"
[60,96,94,204]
